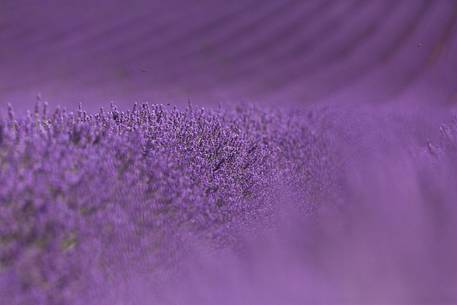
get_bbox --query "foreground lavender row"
[0,103,457,304]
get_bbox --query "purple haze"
[1,1,457,304]
[1,0,457,109]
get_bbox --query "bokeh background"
[1,0,457,111]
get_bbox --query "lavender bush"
[1,102,457,304]
[0,102,335,304]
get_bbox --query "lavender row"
[0,102,336,305]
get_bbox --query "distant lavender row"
[3,1,457,106]
[0,102,338,305]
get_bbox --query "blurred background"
[1,0,457,111]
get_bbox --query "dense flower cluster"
[0,102,337,304]
[2,102,457,304]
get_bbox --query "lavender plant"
[1,102,457,305]
[0,102,336,305]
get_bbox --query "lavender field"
[1,1,457,304]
